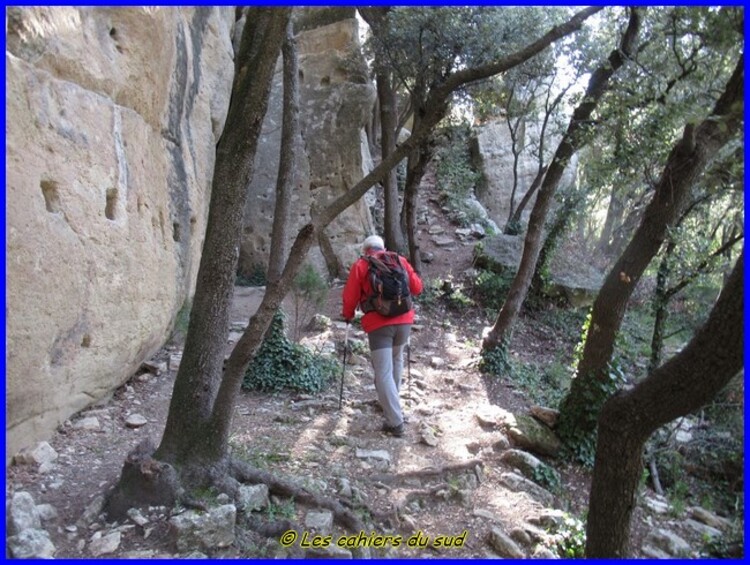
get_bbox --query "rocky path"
[6,175,736,558]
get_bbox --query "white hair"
[362,235,385,252]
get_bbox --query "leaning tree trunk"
[267,20,300,285]
[586,251,743,557]
[558,54,743,444]
[482,8,641,354]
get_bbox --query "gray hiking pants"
[368,324,411,427]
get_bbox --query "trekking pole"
[407,336,412,405]
[339,322,350,410]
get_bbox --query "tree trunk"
[506,164,546,233]
[154,9,291,467]
[648,242,673,371]
[586,251,743,557]
[597,184,627,255]
[530,187,585,299]
[267,20,300,285]
[378,70,406,252]
[483,9,641,352]
[403,135,434,267]
[559,54,743,444]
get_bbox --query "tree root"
[369,459,484,485]
[230,457,368,533]
[105,443,394,544]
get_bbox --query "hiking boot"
[382,422,404,437]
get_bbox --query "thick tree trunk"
[586,252,743,557]
[155,8,292,466]
[559,55,744,441]
[267,20,300,285]
[483,9,641,352]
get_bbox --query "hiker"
[341,235,423,437]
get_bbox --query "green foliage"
[553,514,587,558]
[700,497,744,558]
[558,363,628,467]
[291,264,329,341]
[243,311,339,394]
[170,298,192,344]
[190,485,221,506]
[264,498,296,522]
[532,465,562,495]
[479,344,511,376]
[237,264,267,287]
[426,275,476,311]
[538,513,587,558]
[470,269,514,311]
[667,479,690,517]
[512,359,572,408]
[434,127,484,228]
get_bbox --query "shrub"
[471,269,514,311]
[243,311,339,393]
[291,264,329,341]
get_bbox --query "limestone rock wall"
[239,10,376,280]
[471,119,577,230]
[5,7,236,462]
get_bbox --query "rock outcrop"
[5,7,236,462]
[474,234,603,307]
[470,119,577,230]
[239,8,376,280]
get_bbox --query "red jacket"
[342,251,423,333]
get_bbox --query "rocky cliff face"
[239,10,376,280]
[5,7,236,462]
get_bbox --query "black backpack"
[360,250,413,317]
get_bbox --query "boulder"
[499,449,560,487]
[529,406,559,429]
[355,449,391,464]
[305,510,334,533]
[474,234,603,308]
[643,528,692,557]
[7,528,56,558]
[505,414,562,457]
[688,506,733,530]
[499,472,555,507]
[237,484,269,512]
[474,235,523,274]
[88,531,121,557]
[470,119,576,228]
[7,491,42,535]
[487,526,525,558]
[170,504,237,552]
[13,441,58,467]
